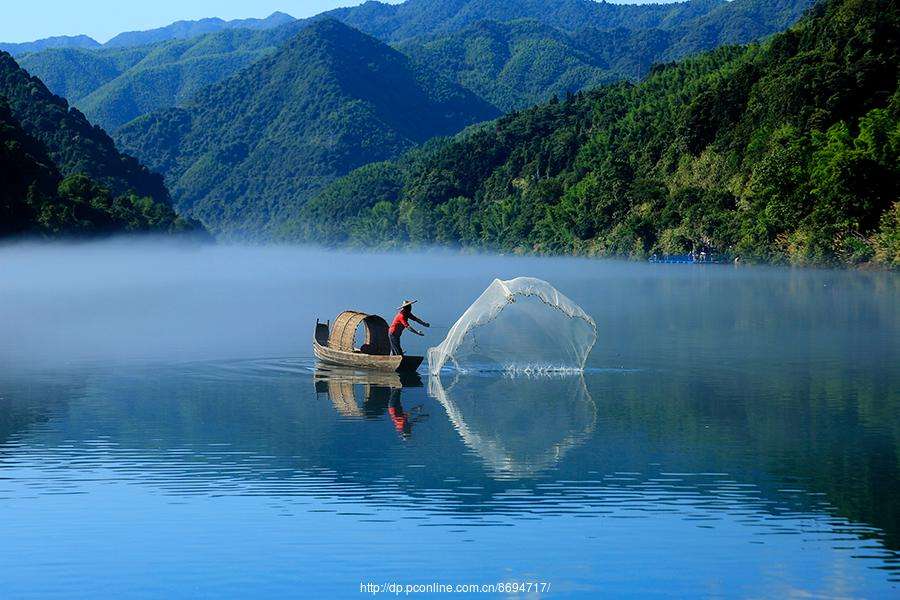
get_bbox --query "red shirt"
[389,311,409,335]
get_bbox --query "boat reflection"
[314,365,427,437]
[428,374,597,480]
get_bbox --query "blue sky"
[0,1,381,44]
[2,0,671,44]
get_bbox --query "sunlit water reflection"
[0,243,897,597]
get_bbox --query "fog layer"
[2,239,897,372]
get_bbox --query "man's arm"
[409,314,430,327]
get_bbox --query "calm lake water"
[1,242,898,598]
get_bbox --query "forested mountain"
[19,47,139,107]
[0,59,195,237]
[665,0,819,55]
[18,23,309,132]
[284,0,899,268]
[21,27,305,132]
[103,12,295,48]
[398,20,615,112]
[114,20,499,237]
[20,0,812,132]
[0,35,100,57]
[0,52,170,203]
[400,0,813,112]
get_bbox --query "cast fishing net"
[427,277,596,374]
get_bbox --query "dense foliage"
[20,47,136,106]
[284,0,899,268]
[115,20,500,238]
[0,99,195,237]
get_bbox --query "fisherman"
[388,300,429,356]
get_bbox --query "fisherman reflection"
[387,388,427,439]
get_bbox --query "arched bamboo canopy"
[328,311,391,355]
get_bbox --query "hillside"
[77,29,298,131]
[399,20,614,112]
[18,46,150,107]
[0,51,171,204]
[0,94,194,237]
[666,0,821,55]
[20,25,304,132]
[285,0,899,268]
[114,20,500,237]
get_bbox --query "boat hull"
[313,340,424,372]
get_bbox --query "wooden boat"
[313,310,424,372]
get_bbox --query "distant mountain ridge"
[114,20,500,237]
[0,12,295,57]
[0,35,101,57]
[104,12,296,48]
[399,19,615,112]
[7,0,723,57]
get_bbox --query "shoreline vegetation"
[0,235,895,276]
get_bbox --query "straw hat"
[398,299,417,310]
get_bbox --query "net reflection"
[429,374,597,480]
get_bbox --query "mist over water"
[1,239,898,596]
[4,238,896,370]
[2,239,588,366]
